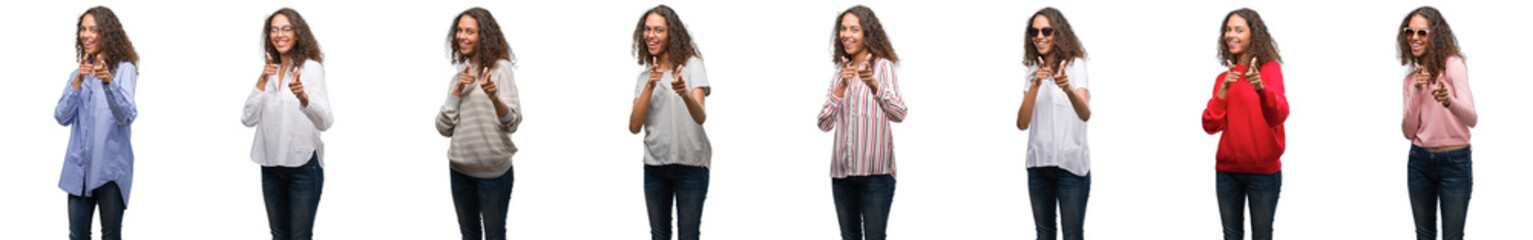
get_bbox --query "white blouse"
[242,59,334,167]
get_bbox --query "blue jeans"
[261,153,324,240]
[68,181,125,240]
[1408,145,1472,240]
[644,164,709,240]
[1216,171,1281,240]
[1028,167,1090,240]
[451,167,515,240]
[832,175,895,240]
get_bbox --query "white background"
[2,0,1528,239]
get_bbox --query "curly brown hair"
[263,8,323,65]
[832,5,898,65]
[1023,7,1085,67]
[448,7,515,71]
[632,5,699,67]
[77,6,138,73]
[1397,6,1461,80]
[1217,8,1281,66]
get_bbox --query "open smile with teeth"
[1035,40,1048,49]
[647,40,659,49]
[1411,42,1424,51]
[275,39,290,48]
[1227,40,1240,49]
[843,40,855,49]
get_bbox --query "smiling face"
[1407,15,1429,57]
[1031,15,1053,56]
[79,14,99,55]
[269,14,294,55]
[1224,14,1251,57]
[839,13,865,57]
[456,15,479,56]
[643,13,668,56]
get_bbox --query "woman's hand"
[1053,61,1070,91]
[453,66,475,97]
[1244,58,1263,92]
[671,65,689,96]
[857,53,878,92]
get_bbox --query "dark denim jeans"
[832,174,895,240]
[1028,167,1090,240]
[644,164,709,240]
[1216,170,1281,240]
[262,153,324,240]
[451,167,515,240]
[68,181,125,240]
[1408,145,1472,240]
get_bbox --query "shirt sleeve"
[873,59,908,122]
[495,61,523,133]
[687,58,711,96]
[1255,62,1289,128]
[1443,58,1476,127]
[437,65,466,137]
[55,71,84,126]
[1202,72,1228,134]
[298,61,334,131]
[817,71,843,132]
[1402,68,1425,140]
[102,62,138,126]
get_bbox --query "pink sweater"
[1402,56,1476,148]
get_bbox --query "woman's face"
[1031,15,1054,56]
[456,15,479,56]
[269,14,295,55]
[79,14,99,55]
[1224,14,1251,57]
[643,13,668,56]
[1407,15,1430,57]
[838,13,865,57]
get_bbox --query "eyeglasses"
[1402,28,1430,38]
[270,26,295,34]
[1027,27,1053,37]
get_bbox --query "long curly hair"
[76,6,138,73]
[448,7,515,71]
[832,5,898,65]
[632,5,700,67]
[263,8,323,65]
[1023,7,1085,67]
[1397,6,1462,80]
[1217,8,1281,66]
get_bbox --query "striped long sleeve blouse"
[817,57,907,178]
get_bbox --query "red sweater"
[1202,62,1288,174]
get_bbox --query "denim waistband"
[1410,145,1471,158]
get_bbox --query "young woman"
[1200,8,1289,240]
[1015,7,1091,240]
[436,7,523,240]
[815,5,907,240]
[240,8,333,240]
[626,4,712,240]
[1398,6,1477,240]
[54,6,139,240]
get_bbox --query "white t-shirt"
[1024,57,1090,176]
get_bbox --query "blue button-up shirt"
[54,62,137,206]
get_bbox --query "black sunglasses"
[1402,28,1430,38]
[1027,27,1054,37]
